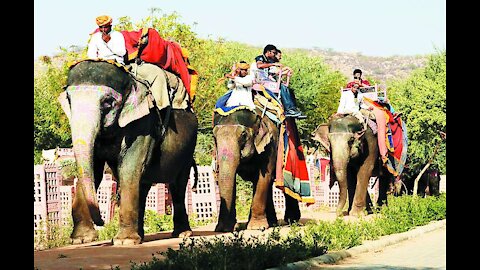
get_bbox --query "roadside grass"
[124,193,446,270]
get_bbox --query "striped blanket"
[275,118,314,204]
[363,98,408,176]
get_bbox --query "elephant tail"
[191,158,199,193]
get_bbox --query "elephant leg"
[377,174,390,207]
[113,137,153,246]
[70,186,99,244]
[169,169,193,238]
[350,166,374,217]
[247,174,270,230]
[418,176,427,197]
[70,158,105,244]
[346,166,357,214]
[137,182,151,240]
[284,194,301,224]
[266,182,278,227]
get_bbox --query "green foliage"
[58,158,79,179]
[130,229,326,270]
[97,208,120,241]
[387,50,446,173]
[34,216,73,250]
[236,178,253,221]
[143,210,174,233]
[130,194,446,270]
[33,58,71,163]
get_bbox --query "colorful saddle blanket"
[363,98,408,176]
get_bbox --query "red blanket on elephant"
[121,28,191,95]
[363,98,408,176]
[275,118,314,204]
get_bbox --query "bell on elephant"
[58,59,198,245]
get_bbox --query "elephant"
[312,114,393,217]
[397,165,441,197]
[57,60,198,245]
[212,109,300,232]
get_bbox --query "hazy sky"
[34,0,446,59]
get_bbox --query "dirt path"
[34,211,366,270]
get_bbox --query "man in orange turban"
[87,15,126,65]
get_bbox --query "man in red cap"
[87,15,126,65]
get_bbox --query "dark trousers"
[279,84,297,111]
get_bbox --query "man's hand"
[102,33,111,43]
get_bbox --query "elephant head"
[212,109,276,231]
[312,114,374,216]
[57,60,153,242]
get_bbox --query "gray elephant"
[312,114,395,216]
[213,109,300,232]
[58,60,198,245]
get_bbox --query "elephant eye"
[101,95,115,110]
[348,136,355,145]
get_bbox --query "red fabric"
[284,119,310,183]
[367,98,404,161]
[346,79,371,88]
[121,28,191,94]
[389,117,404,160]
[319,158,330,182]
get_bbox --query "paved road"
[34,212,446,270]
[312,223,446,269]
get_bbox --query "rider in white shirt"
[225,61,256,109]
[87,15,126,65]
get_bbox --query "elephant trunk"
[330,134,350,216]
[215,133,241,228]
[69,92,104,226]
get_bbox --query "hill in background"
[304,47,428,83]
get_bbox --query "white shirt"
[225,74,256,109]
[337,90,369,114]
[87,31,126,65]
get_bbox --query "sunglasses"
[354,76,361,79]
[239,68,248,71]
[99,25,111,28]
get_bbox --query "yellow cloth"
[236,62,250,70]
[96,15,112,26]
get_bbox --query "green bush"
[127,194,446,270]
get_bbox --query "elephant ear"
[118,84,154,127]
[312,124,330,152]
[254,119,272,154]
[57,91,71,121]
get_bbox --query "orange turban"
[236,62,250,70]
[181,48,190,59]
[96,15,112,26]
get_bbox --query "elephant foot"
[172,229,193,238]
[284,213,300,224]
[247,218,269,230]
[70,223,98,244]
[336,209,348,217]
[349,207,367,217]
[215,220,236,232]
[113,229,142,246]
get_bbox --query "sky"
[34,0,446,59]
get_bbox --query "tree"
[387,50,446,173]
